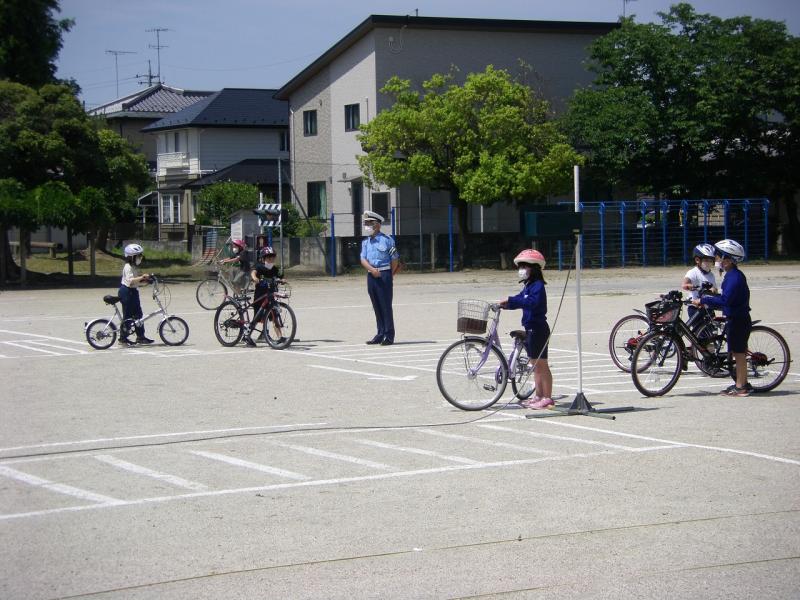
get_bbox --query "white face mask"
[264,261,274,269]
[134,255,143,266]
[232,247,240,255]
[699,260,713,273]
[363,225,374,236]
[518,267,529,280]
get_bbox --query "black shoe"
[366,336,383,345]
[118,338,135,347]
[136,337,155,345]
[243,336,256,347]
[380,338,394,346]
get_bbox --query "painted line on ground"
[267,441,395,471]
[189,450,310,481]
[478,423,677,452]
[417,428,555,455]
[93,455,208,491]
[0,464,123,505]
[309,364,417,381]
[352,439,484,465]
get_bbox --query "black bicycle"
[629,292,790,396]
[213,278,296,349]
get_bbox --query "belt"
[376,266,391,271]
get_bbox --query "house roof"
[87,84,214,119]
[182,158,284,189]
[275,14,619,100]
[142,88,288,132]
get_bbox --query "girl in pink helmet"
[220,238,250,293]
[499,249,553,409]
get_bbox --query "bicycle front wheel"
[743,325,791,392]
[436,338,509,410]
[85,319,118,349]
[609,314,650,372]
[214,300,245,346]
[159,316,189,346]
[631,331,683,397]
[693,320,729,377]
[196,278,228,310]
[264,302,297,350]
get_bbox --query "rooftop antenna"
[105,49,136,97]
[622,0,637,18]
[146,27,170,84]
[135,60,156,87]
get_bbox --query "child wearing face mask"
[498,249,553,410]
[244,246,284,346]
[118,243,153,346]
[682,243,718,326]
[219,238,250,293]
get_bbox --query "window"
[371,192,389,223]
[307,182,327,218]
[173,131,180,152]
[280,129,289,152]
[303,110,317,136]
[160,194,181,223]
[344,103,360,131]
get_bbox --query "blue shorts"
[726,315,752,354]
[525,323,550,360]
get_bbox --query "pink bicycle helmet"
[231,238,246,250]
[513,249,546,269]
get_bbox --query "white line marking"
[93,455,208,491]
[353,439,483,464]
[0,329,86,345]
[0,423,328,454]
[418,428,555,455]
[2,341,65,355]
[0,464,123,505]
[478,423,668,451]
[26,340,88,354]
[536,420,800,466]
[190,450,309,480]
[0,447,680,521]
[310,364,417,381]
[268,441,394,470]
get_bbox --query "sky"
[56,0,800,109]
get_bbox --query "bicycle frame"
[466,306,527,381]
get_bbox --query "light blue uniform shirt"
[360,232,399,269]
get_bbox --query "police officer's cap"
[362,210,384,224]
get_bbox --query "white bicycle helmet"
[693,243,715,258]
[714,239,745,263]
[124,243,144,257]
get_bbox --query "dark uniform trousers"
[367,270,394,342]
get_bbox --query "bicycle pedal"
[482,384,497,392]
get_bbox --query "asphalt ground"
[1,265,798,599]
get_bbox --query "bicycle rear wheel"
[609,314,650,372]
[510,347,535,400]
[196,278,228,310]
[85,319,118,349]
[159,316,189,346]
[743,325,790,392]
[436,338,508,410]
[214,301,245,346]
[264,302,297,349]
[631,331,683,397]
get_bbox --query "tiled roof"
[87,84,214,117]
[142,88,288,131]
[183,159,283,188]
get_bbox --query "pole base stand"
[526,393,635,420]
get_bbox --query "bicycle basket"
[646,300,680,324]
[456,299,490,334]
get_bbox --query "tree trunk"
[89,232,97,278]
[96,226,110,253]
[0,226,16,285]
[66,226,74,280]
[19,229,27,286]
[451,190,468,270]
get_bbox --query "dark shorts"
[525,323,550,360]
[726,315,752,354]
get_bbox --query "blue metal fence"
[552,198,769,270]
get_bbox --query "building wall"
[196,128,287,173]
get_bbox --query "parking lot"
[1,265,798,599]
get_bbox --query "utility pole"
[105,49,136,97]
[136,60,156,87]
[146,27,170,84]
[622,0,637,18]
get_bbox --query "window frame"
[303,110,318,136]
[344,103,360,131]
[307,181,327,218]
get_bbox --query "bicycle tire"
[159,316,189,346]
[741,325,791,392]
[196,278,228,310]
[630,331,683,397]
[264,302,297,350]
[436,338,509,411]
[85,319,118,349]
[692,320,729,377]
[510,350,535,400]
[214,300,245,347]
[609,314,650,372]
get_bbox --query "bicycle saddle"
[510,330,527,340]
[103,295,121,305]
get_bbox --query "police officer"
[360,211,399,345]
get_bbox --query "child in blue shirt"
[499,249,553,409]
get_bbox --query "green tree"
[196,182,260,225]
[0,0,74,88]
[357,65,582,264]
[563,3,800,251]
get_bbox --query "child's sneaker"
[243,336,256,347]
[520,396,541,408]
[529,397,555,410]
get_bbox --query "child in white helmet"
[119,243,153,346]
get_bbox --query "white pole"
[574,165,583,395]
